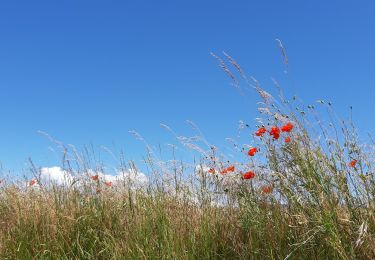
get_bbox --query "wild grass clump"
[0,51,374,259]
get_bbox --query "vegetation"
[0,52,374,259]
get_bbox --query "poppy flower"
[255,127,267,137]
[104,181,113,187]
[348,160,357,168]
[221,165,235,175]
[248,147,258,157]
[29,179,37,186]
[281,122,294,132]
[220,169,228,175]
[262,186,272,194]
[269,126,280,140]
[242,171,255,180]
[285,136,291,143]
[208,168,216,174]
[227,165,235,172]
[91,175,99,181]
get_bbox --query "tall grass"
[0,52,374,259]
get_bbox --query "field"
[0,56,374,259]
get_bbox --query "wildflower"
[248,147,258,157]
[269,126,280,140]
[227,165,235,172]
[29,179,37,186]
[270,126,280,135]
[262,186,272,194]
[220,169,228,175]
[91,175,99,181]
[285,136,291,143]
[221,165,235,175]
[348,160,357,168]
[255,127,267,137]
[96,188,101,194]
[281,122,294,132]
[242,171,255,180]
[104,181,113,187]
[208,168,216,174]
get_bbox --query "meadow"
[0,54,374,259]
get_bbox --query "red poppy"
[348,160,357,168]
[269,126,280,139]
[255,127,267,137]
[262,186,272,194]
[270,126,280,135]
[285,136,291,143]
[104,181,113,187]
[29,179,37,186]
[281,122,294,132]
[248,147,258,157]
[220,169,228,175]
[208,168,216,174]
[91,175,99,181]
[227,165,235,172]
[242,171,255,180]
[221,165,235,175]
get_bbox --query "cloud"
[39,167,148,188]
[40,166,74,186]
[98,169,148,187]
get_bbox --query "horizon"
[1,1,374,173]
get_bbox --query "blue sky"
[0,1,374,172]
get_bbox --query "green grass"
[0,55,374,259]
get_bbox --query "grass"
[0,53,374,259]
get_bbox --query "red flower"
[91,175,99,181]
[208,168,216,174]
[242,171,255,180]
[348,160,357,168]
[248,147,258,157]
[227,165,235,172]
[220,169,228,175]
[270,126,280,135]
[255,127,267,137]
[221,165,235,175]
[285,136,291,143]
[104,181,113,187]
[269,126,280,139]
[281,122,294,132]
[29,179,37,186]
[262,186,272,194]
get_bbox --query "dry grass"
[0,52,374,259]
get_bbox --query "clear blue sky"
[1,1,374,171]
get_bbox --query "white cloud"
[40,166,74,186]
[39,167,148,188]
[93,169,148,188]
